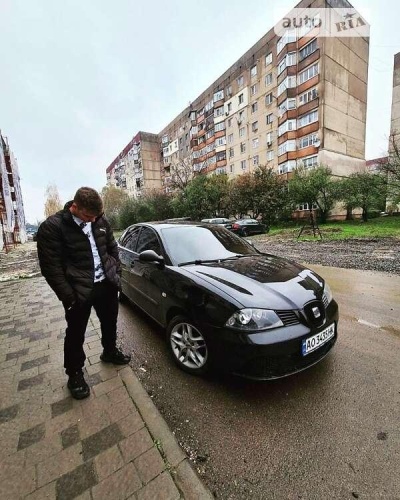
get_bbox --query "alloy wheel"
[170,322,208,370]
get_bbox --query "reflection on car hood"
[183,254,324,309]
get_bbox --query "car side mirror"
[139,249,165,269]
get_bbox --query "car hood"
[183,254,324,310]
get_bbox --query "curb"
[120,367,214,499]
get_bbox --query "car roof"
[124,221,211,233]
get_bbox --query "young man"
[37,187,131,399]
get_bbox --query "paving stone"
[94,444,125,481]
[21,355,50,371]
[107,397,136,423]
[119,427,154,463]
[134,447,166,485]
[92,375,123,397]
[82,422,124,461]
[18,422,46,450]
[61,424,80,449]
[56,461,97,500]
[18,373,45,391]
[0,460,37,498]
[0,403,19,424]
[137,472,180,500]
[25,480,56,500]
[117,410,145,438]
[6,347,29,360]
[91,462,141,500]
[37,442,83,487]
[78,407,111,439]
[25,432,63,465]
[87,372,102,387]
[51,397,73,418]
[107,386,129,405]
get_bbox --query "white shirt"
[72,215,105,283]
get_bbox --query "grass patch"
[267,216,400,240]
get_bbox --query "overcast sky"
[1,0,399,223]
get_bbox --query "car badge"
[312,306,321,318]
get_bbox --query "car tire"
[167,315,210,376]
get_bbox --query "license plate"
[302,323,335,356]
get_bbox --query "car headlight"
[323,282,333,305]
[225,308,283,331]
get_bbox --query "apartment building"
[106,0,369,210]
[0,131,27,251]
[106,132,161,198]
[390,52,400,145]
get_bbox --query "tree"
[288,165,340,223]
[44,184,62,218]
[345,172,386,222]
[101,186,129,218]
[226,173,254,218]
[167,158,205,192]
[377,132,400,206]
[204,174,230,216]
[252,166,289,225]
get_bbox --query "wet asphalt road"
[117,265,400,500]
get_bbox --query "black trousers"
[63,280,119,375]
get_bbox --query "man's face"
[70,203,99,223]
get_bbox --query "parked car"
[118,222,338,380]
[230,218,267,237]
[201,218,233,230]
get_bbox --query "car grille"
[322,294,329,308]
[276,310,299,326]
[235,337,336,379]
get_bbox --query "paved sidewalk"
[0,276,213,500]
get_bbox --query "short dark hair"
[73,187,103,215]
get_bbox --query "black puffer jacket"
[37,201,121,306]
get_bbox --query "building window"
[298,63,319,85]
[240,142,246,153]
[239,127,245,137]
[251,102,258,114]
[216,137,226,147]
[215,122,225,132]
[226,85,232,96]
[229,163,234,173]
[299,39,318,61]
[277,52,296,76]
[278,98,296,116]
[278,119,297,136]
[265,52,272,65]
[253,155,259,166]
[229,147,235,158]
[301,155,318,168]
[252,138,259,148]
[277,30,296,54]
[278,140,296,156]
[265,73,273,86]
[299,133,319,149]
[238,110,245,123]
[238,93,244,105]
[265,93,273,105]
[228,133,234,144]
[266,113,273,125]
[237,75,244,87]
[250,83,258,95]
[299,87,318,105]
[214,106,224,117]
[298,109,318,128]
[277,76,296,97]
[206,129,214,139]
[266,150,274,161]
[214,89,224,101]
[227,102,232,113]
[241,160,247,170]
[228,118,232,127]
[252,121,258,132]
[216,151,226,161]
[266,132,273,146]
[250,64,257,77]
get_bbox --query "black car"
[230,218,267,237]
[118,222,338,380]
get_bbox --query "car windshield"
[161,226,258,265]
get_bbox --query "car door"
[133,226,165,323]
[118,226,141,303]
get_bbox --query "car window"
[161,226,257,265]
[136,227,162,254]
[120,226,141,251]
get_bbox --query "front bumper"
[203,300,339,380]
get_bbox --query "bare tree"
[167,157,206,192]
[44,184,63,218]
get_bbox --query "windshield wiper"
[178,255,259,267]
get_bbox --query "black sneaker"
[100,347,131,365]
[67,372,90,400]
